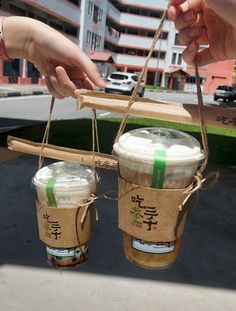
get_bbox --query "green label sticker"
[46,178,57,208]
[151,150,166,189]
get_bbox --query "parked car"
[214,85,236,102]
[105,72,145,97]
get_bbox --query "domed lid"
[113,127,204,164]
[33,161,96,192]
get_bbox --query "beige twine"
[38,7,213,232]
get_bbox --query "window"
[174,33,182,45]
[89,32,102,49]
[110,73,129,80]
[149,11,162,18]
[98,8,103,22]
[159,51,166,59]
[186,77,204,84]
[127,29,138,35]
[49,21,63,31]
[131,75,139,82]
[152,51,166,59]
[93,5,99,23]
[9,4,26,16]
[97,35,101,48]
[160,32,168,40]
[88,1,93,15]
[171,53,177,64]
[65,25,78,36]
[177,54,182,65]
[91,33,95,49]
[86,30,91,43]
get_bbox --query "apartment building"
[0,0,234,94]
[104,0,235,94]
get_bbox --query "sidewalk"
[0,150,236,310]
[0,84,49,97]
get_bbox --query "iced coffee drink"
[33,161,97,268]
[113,127,204,269]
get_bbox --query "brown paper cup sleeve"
[118,177,192,242]
[36,201,94,248]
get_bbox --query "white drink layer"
[113,128,205,188]
[33,161,97,208]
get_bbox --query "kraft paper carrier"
[6,9,236,266]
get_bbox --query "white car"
[105,72,145,97]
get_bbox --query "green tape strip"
[151,150,167,189]
[46,178,57,208]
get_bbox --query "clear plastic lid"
[32,161,97,192]
[113,127,205,164]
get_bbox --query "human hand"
[168,0,236,66]
[4,16,106,98]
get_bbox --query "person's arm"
[1,16,106,98]
[168,0,236,66]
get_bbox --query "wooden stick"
[77,90,236,130]
[7,136,118,170]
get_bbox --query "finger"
[72,50,106,88]
[45,76,64,99]
[196,27,208,44]
[178,26,202,45]
[47,68,67,99]
[55,66,77,98]
[168,0,203,20]
[168,5,182,21]
[175,9,197,30]
[194,11,205,28]
[74,77,94,89]
[182,40,199,65]
[197,48,216,66]
[183,41,216,66]
[73,77,96,97]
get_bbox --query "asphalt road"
[0,90,225,133]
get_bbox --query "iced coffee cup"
[33,161,97,269]
[113,127,204,269]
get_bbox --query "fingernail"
[188,27,200,38]
[98,78,106,87]
[184,10,195,22]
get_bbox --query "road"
[0,90,219,133]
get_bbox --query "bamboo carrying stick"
[77,90,236,130]
[7,136,118,170]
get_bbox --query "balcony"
[107,1,121,24]
[22,0,81,25]
[118,0,168,10]
[119,34,168,50]
[114,53,165,69]
[105,26,120,45]
[120,13,170,31]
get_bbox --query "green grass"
[1,118,236,165]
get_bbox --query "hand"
[4,16,106,98]
[168,0,236,66]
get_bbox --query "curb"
[0,90,49,98]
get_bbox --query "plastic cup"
[32,161,97,269]
[113,127,204,269]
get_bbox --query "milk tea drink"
[113,128,204,269]
[33,161,97,268]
